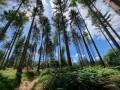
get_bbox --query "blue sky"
[40,0,120,62]
[0,0,120,62]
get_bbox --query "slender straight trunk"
[88,44,96,61]
[74,40,83,68]
[63,28,72,66]
[59,4,72,66]
[101,29,120,60]
[37,37,43,73]
[87,4,120,53]
[58,46,59,61]
[0,39,14,70]
[0,2,23,40]
[44,50,47,68]
[3,28,21,70]
[3,35,17,70]
[17,8,36,79]
[75,19,95,65]
[42,47,45,68]
[78,37,88,65]
[78,37,87,59]
[104,0,120,16]
[37,46,42,73]
[14,59,18,69]
[97,24,120,60]
[77,6,105,67]
[92,3,120,40]
[59,32,62,67]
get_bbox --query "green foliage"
[109,79,120,87]
[32,75,51,90]
[103,48,120,65]
[0,0,7,9]
[22,70,38,81]
[0,49,4,61]
[0,68,18,90]
[50,60,59,68]
[33,66,120,89]
[0,68,37,89]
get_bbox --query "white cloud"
[50,0,55,13]
[42,0,49,6]
[54,53,58,57]
[95,57,99,60]
[72,60,77,63]
[75,53,85,58]
[77,0,120,42]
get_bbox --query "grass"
[0,68,38,90]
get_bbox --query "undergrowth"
[0,68,37,90]
[33,66,120,90]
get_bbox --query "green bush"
[0,68,38,89]
[109,79,120,87]
[33,66,120,90]
[45,71,82,90]
[22,70,38,81]
[0,68,18,90]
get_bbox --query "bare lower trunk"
[0,39,13,70]
[37,38,43,73]
[77,6,105,67]
[3,36,17,70]
[97,25,120,60]
[16,9,36,83]
[76,19,95,65]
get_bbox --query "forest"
[0,0,120,90]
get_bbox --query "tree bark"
[97,24,120,60]
[37,37,43,73]
[59,3,72,66]
[0,39,14,70]
[17,8,36,74]
[3,34,17,70]
[92,3,120,40]
[75,19,95,65]
[87,5,120,53]
[104,0,120,16]
[77,6,105,67]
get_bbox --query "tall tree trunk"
[77,6,105,67]
[0,39,14,70]
[37,37,43,73]
[58,45,59,61]
[59,32,62,67]
[74,39,83,68]
[97,24,120,60]
[3,28,21,70]
[87,4,120,53]
[104,0,120,16]
[16,8,36,83]
[42,47,45,69]
[0,2,23,40]
[75,19,95,65]
[63,29,72,66]
[3,34,17,70]
[92,3,120,40]
[60,5,72,67]
[88,44,96,61]
[78,37,87,59]
[78,37,88,65]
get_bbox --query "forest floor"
[14,76,39,90]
